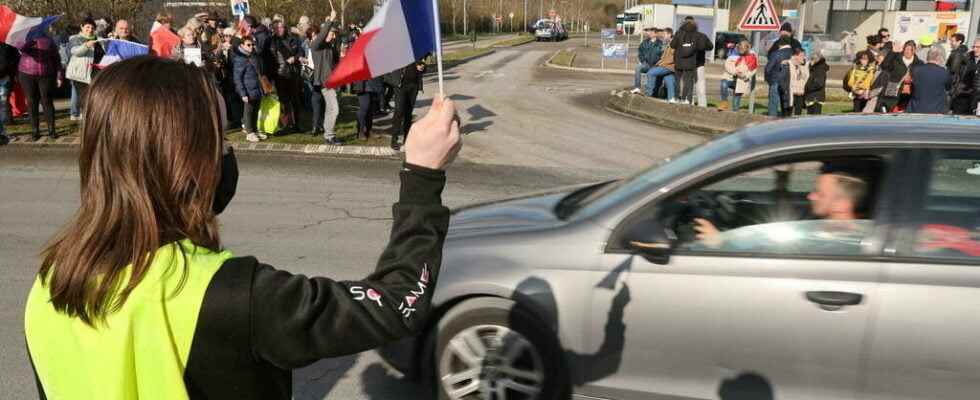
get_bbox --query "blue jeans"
[767,82,784,117]
[720,79,734,102]
[646,67,676,100]
[70,84,80,117]
[0,77,9,136]
[634,62,651,89]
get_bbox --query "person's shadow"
[718,372,775,400]
[508,266,632,399]
[292,354,359,400]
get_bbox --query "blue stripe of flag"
[400,0,437,61]
[24,16,59,43]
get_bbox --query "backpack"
[676,40,696,59]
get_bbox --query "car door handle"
[805,291,863,307]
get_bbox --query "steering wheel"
[668,191,738,243]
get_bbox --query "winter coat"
[310,22,341,86]
[724,52,758,95]
[971,51,980,107]
[788,59,810,99]
[907,63,951,114]
[805,58,830,103]
[638,38,663,66]
[656,46,675,71]
[767,36,803,58]
[66,34,102,84]
[17,35,62,78]
[232,46,263,100]
[0,43,19,80]
[251,25,274,77]
[947,44,974,97]
[670,22,712,71]
[271,33,303,79]
[880,51,923,84]
[847,64,877,95]
[765,46,793,85]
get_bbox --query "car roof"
[733,114,980,150]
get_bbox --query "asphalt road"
[0,38,704,399]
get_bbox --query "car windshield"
[558,132,751,219]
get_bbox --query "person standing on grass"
[877,40,922,113]
[907,47,951,114]
[723,40,757,112]
[354,77,384,140]
[18,29,63,141]
[310,10,343,145]
[0,43,17,145]
[804,50,830,115]
[233,37,267,143]
[766,37,794,117]
[24,56,462,400]
[66,18,103,119]
[271,21,304,134]
[847,51,877,112]
[631,27,662,95]
[787,48,810,116]
[391,59,426,151]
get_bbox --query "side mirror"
[623,219,677,265]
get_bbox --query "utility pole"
[524,0,528,32]
[970,0,979,44]
[463,0,467,35]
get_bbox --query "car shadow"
[360,362,431,400]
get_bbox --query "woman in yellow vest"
[24,56,461,399]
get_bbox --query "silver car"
[380,115,980,400]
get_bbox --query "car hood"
[448,183,598,237]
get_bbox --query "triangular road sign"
[739,0,781,31]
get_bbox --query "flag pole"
[431,0,445,97]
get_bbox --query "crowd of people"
[0,10,427,150]
[631,20,980,118]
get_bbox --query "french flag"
[326,0,438,88]
[0,6,59,48]
[96,39,150,68]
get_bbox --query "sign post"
[738,0,780,114]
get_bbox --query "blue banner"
[602,43,627,59]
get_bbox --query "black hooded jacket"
[670,22,713,71]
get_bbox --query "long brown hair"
[39,56,225,326]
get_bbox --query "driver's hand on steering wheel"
[694,218,723,248]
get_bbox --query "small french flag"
[0,6,59,48]
[326,0,440,89]
[96,39,150,68]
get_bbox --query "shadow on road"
[718,372,775,400]
[293,354,359,400]
[461,121,494,135]
[415,94,476,108]
[360,363,431,400]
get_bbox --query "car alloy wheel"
[439,324,545,400]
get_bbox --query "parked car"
[534,20,567,42]
[379,115,980,400]
[803,33,844,61]
[715,31,748,60]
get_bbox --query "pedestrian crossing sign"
[738,0,781,31]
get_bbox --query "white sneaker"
[256,132,269,140]
[668,99,678,104]
[70,115,80,121]
[630,88,642,94]
[246,133,260,143]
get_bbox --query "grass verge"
[549,50,576,67]
[491,35,535,47]
[714,99,854,115]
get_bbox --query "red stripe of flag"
[326,29,377,89]
[0,6,18,44]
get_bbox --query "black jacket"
[32,164,450,400]
[971,51,980,106]
[310,22,341,86]
[251,25,275,77]
[878,51,923,87]
[767,36,803,58]
[948,44,975,97]
[0,42,19,80]
[670,22,712,71]
[394,60,426,90]
[805,58,830,103]
[271,33,303,79]
[908,63,951,114]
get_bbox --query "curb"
[605,90,770,136]
[3,135,401,158]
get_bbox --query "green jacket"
[638,38,663,66]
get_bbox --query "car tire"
[433,297,566,400]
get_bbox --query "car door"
[583,151,904,400]
[864,148,980,400]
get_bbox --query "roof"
[735,114,980,150]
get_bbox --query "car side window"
[909,152,980,262]
[658,158,883,257]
